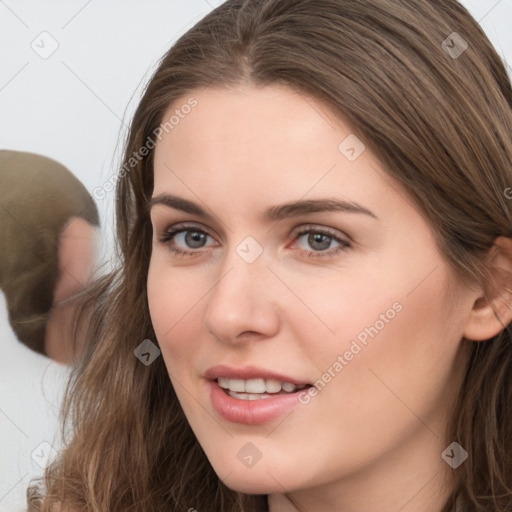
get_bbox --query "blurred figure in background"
[0,150,100,364]
[0,150,100,511]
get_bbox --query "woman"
[30,0,512,510]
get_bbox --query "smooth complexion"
[147,85,496,512]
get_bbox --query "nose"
[203,243,280,345]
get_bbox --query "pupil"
[309,233,331,251]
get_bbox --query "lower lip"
[208,380,306,425]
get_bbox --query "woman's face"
[148,85,475,502]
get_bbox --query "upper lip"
[204,364,311,386]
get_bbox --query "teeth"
[245,378,266,393]
[221,378,245,392]
[282,382,296,392]
[217,377,304,394]
[265,379,282,393]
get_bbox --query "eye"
[290,225,351,258]
[157,223,351,259]
[158,223,217,257]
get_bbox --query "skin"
[45,216,98,364]
[147,84,512,512]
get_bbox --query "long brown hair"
[29,0,512,510]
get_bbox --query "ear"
[464,236,512,341]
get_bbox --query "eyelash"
[157,223,351,259]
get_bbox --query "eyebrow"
[148,194,378,222]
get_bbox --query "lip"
[204,364,311,386]
[207,379,309,425]
[204,365,312,425]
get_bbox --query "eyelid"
[158,222,219,246]
[289,223,351,243]
[158,222,349,245]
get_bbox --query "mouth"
[204,365,314,424]
[215,377,312,401]
[208,377,313,425]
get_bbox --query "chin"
[220,474,283,495]
[208,457,298,495]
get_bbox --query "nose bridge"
[215,234,268,296]
[204,235,279,341]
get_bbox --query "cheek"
[307,239,455,360]
[147,259,207,365]
[305,262,460,425]
[282,267,401,365]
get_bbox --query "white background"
[0,0,511,510]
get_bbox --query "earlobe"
[463,236,512,342]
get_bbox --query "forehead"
[157,86,345,158]
[155,86,364,187]
[151,85,417,229]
